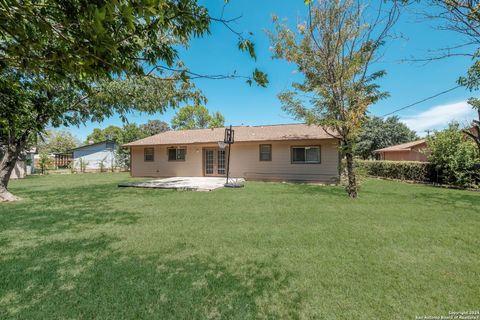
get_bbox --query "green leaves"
[354,116,418,159]
[37,130,79,154]
[250,69,269,87]
[0,0,211,81]
[427,123,480,187]
[171,105,225,130]
[238,39,257,61]
[268,0,397,196]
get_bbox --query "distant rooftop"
[375,139,427,152]
[123,124,338,147]
[70,140,116,151]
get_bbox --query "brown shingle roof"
[374,139,427,152]
[123,124,338,147]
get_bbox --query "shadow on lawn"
[411,190,480,208]
[275,183,347,197]
[360,183,480,208]
[0,183,143,236]
[0,236,302,319]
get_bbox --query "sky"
[65,0,478,141]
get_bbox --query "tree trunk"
[0,143,22,202]
[344,148,358,199]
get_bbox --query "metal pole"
[226,141,231,184]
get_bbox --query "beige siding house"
[375,139,429,162]
[124,124,340,183]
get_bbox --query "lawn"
[0,173,479,319]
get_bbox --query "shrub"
[98,156,107,173]
[78,157,89,173]
[38,153,53,175]
[68,160,76,174]
[427,123,480,188]
[356,160,436,182]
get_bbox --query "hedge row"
[354,160,437,182]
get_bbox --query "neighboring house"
[24,148,36,175]
[375,139,429,162]
[9,160,26,179]
[71,140,117,171]
[0,147,36,179]
[123,124,341,183]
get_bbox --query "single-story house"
[71,140,117,171]
[123,124,341,183]
[375,139,429,162]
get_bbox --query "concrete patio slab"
[118,177,245,192]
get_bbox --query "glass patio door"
[204,148,226,176]
[205,149,214,175]
[217,149,226,175]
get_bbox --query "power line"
[380,85,462,118]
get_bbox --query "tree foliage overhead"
[0,0,210,81]
[0,71,203,146]
[421,1,480,91]
[171,105,225,130]
[268,0,399,198]
[0,0,268,86]
[416,1,480,155]
[355,116,418,159]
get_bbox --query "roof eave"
[124,136,340,147]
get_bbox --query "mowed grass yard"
[0,173,479,319]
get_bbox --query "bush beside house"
[354,123,480,188]
[426,123,480,188]
[355,160,436,183]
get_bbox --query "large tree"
[140,120,170,136]
[0,70,203,201]
[355,116,418,159]
[268,0,399,198]
[402,1,480,152]
[171,105,225,130]
[0,1,266,201]
[86,126,124,144]
[37,130,79,154]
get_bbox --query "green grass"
[1,173,479,319]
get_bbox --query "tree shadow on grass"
[265,182,347,198]
[408,190,480,209]
[360,183,480,208]
[0,183,144,236]
[0,236,302,319]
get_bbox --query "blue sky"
[66,0,477,141]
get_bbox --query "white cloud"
[400,101,476,135]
